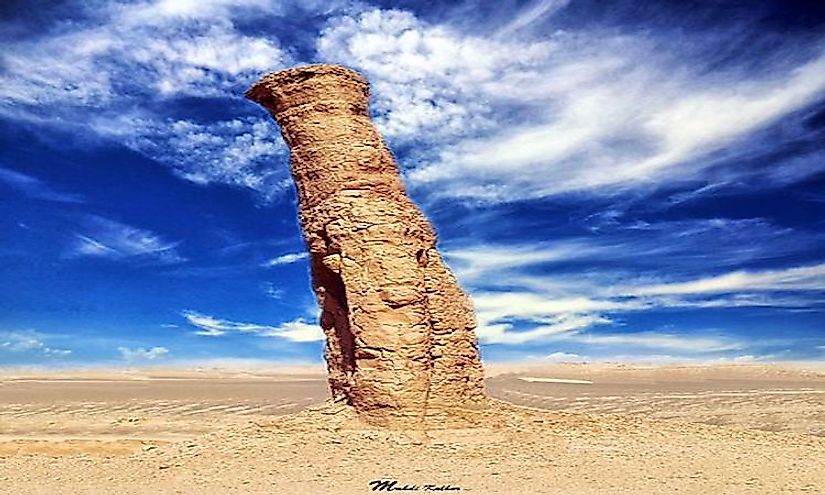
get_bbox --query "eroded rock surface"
[246,64,486,424]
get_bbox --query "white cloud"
[409,51,825,201]
[543,351,585,362]
[448,237,825,346]
[263,251,309,267]
[0,0,289,105]
[0,331,72,357]
[0,168,85,203]
[470,291,740,348]
[181,311,229,336]
[69,215,185,264]
[318,8,825,202]
[473,291,642,327]
[118,346,170,360]
[444,241,602,281]
[181,310,324,342]
[626,262,825,296]
[478,313,611,345]
[0,0,292,199]
[318,9,551,141]
[43,348,73,357]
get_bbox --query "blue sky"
[1,0,824,367]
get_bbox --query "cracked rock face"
[246,65,486,424]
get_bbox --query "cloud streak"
[263,251,309,267]
[181,310,323,342]
[626,263,825,296]
[69,215,185,264]
[0,168,85,203]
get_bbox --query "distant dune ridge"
[246,64,487,425]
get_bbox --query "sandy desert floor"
[1,363,824,494]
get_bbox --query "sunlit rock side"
[246,64,487,425]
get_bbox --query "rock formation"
[246,64,486,425]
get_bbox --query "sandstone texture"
[246,64,487,424]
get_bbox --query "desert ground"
[1,363,824,494]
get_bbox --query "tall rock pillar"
[246,64,486,424]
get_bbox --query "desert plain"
[1,362,824,494]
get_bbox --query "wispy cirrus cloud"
[0,0,294,199]
[469,284,751,351]
[68,215,185,264]
[319,7,825,203]
[468,276,821,347]
[478,313,611,345]
[449,228,825,347]
[625,263,825,296]
[0,0,291,106]
[4,2,822,205]
[0,167,84,203]
[444,242,603,282]
[181,310,323,342]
